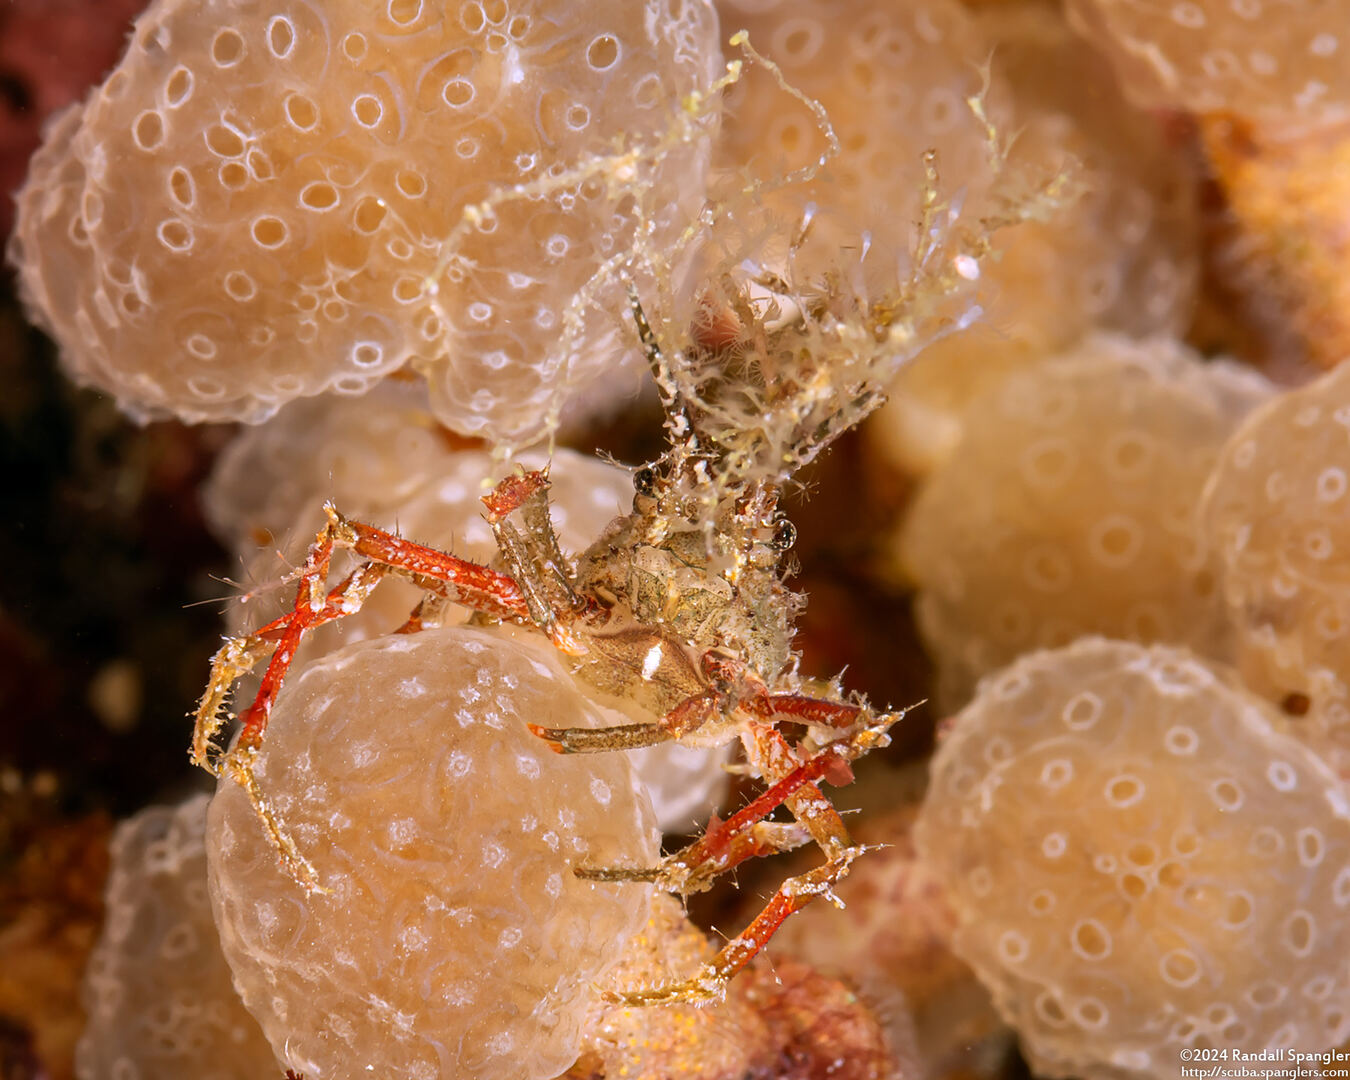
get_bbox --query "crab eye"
[771,519,796,552]
[633,466,659,498]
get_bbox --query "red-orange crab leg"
[748,723,855,862]
[747,694,866,727]
[212,511,533,760]
[666,742,852,889]
[196,511,531,766]
[686,710,899,873]
[194,506,537,890]
[193,528,353,769]
[192,563,398,767]
[578,729,873,890]
[597,715,902,1006]
[234,529,337,753]
[335,510,532,623]
[603,845,869,1007]
[392,592,450,636]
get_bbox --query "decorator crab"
[190,59,1029,999]
[189,274,917,1007]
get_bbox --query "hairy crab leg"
[194,505,539,891]
[529,687,719,753]
[233,524,337,754]
[748,724,855,863]
[597,710,907,1006]
[603,846,869,1007]
[665,717,894,891]
[480,468,593,654]
[747,693,867,727]
[575,743,846,884]
[577,717,893,893]
[196,511,533,768]
[192,562,390,769]
[333,507,533,623]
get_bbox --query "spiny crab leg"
[530,688,719,753]
[746,693,872,728]
[749,723,855,862]
[532,659,874,756]
[233,521,338,755]
[192,503,538,892]
[582,716,899,1007]
[602,846,870,1007]
[192,562,390,768]
[335,507,533,624]
[578,718,893,893]
[482,469,585,650]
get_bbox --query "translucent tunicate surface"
[916,638,1350,1078]
[10,0,721,445]
[76,795,278,1080]
[207,626,659,1080]
[898,333,1272,706]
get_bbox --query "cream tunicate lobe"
[899,334,1272,707]
[916,638,1350,1079]
[10,0,722,445]
[76,795,278,1080]
[207,626,659,1080]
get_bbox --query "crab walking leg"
[220,743,331,894]
[533,653,855,755]
[480,469,594,655]
[576,741,848,884]
[530,687,719,753]
[747,723,855,862]
[195,507,541,891]
[661,717,896,891]
[191,562,389,767]
[233,524,338,754]
[392,592,451,636]
[330,506,533,623]
[192,525,337,768]
[201,524,345,892]
[748,693,867,727]
[603,846,869,1007]
[194,511,533,767]
[577,721,893,891]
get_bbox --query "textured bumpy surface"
[207,627,658,1080]
[973,5,1198,349]
[732,959,911,1080]
[201,380,466,553]
[76,795,277,1080]
[10,0,720,444]
[578,893,911,1080]
[1065,0,1350,133]
[771,805,1001,1075]
[716,0,1195,328]
[1200,362,1350,773]
[898,333,1272,706]
[916,638,1350,1079]
[580,893,765,1079]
